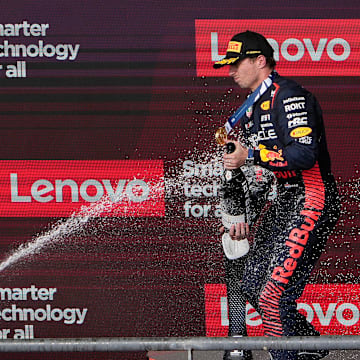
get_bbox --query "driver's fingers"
[245,223,250,236]
[229,224,236,238]
[230,223,249,240]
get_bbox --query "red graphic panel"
[195,19,360,77]
[0,160,165,217]
[205,283,360,336]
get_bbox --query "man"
[214,31,340,360]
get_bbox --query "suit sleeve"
[253,89,321,171]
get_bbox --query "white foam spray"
[0,177,166,272]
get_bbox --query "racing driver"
[214,30,341,360]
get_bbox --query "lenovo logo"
[211,33,350,62]
[10,174,149,203]
[195,19,360,76]
[220,298,360,328]
[0,160,165,217]
[204,284,360,336]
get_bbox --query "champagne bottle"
[220,142,250,259]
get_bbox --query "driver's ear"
[257,55,267,68]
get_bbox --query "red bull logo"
[259,144,284,162]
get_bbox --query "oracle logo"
[195,19,360,76]
[211,33,351,62]
[10,173,150,203]
[0,160,165,217]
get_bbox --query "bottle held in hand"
[220,142,250,259]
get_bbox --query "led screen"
[0,2,359,359]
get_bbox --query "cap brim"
[213,56,240,69]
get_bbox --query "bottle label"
[225,170,232,181]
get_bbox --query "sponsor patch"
[227,41,242,53]
[283,96,305,104]
[214,57,239,66]
[261,114,271,122]
[259,144,284,162]
[261,100,270,110]
[297,135,313,144]
[257,128,277,141]
[246,50,261,55]
[290,127,312,138]
[245,120,254,129]
[287,111,307,119]
[246,105,253,118]
[284,102,306,112]
[288,116,308,128]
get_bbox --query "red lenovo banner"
[0,160,165,217]
[195,19,360,77]
[205,284,360,336]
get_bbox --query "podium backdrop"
[0,1,359,359]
